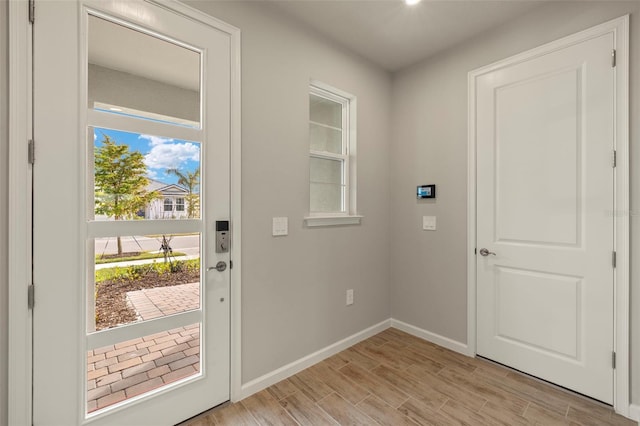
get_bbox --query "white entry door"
[475,32,615,403]
[32,1,234,424]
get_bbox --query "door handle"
[207,261,227,272]
[479,248,496,257]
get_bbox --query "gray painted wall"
[0,1,8,424]
[389,1,640,405]
[186,0,392,383]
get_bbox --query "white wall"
[186,1,392,384]
[0,2,7,424]
[389,0,640,405]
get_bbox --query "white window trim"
[306,80,360,227]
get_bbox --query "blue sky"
[94,127,200,186]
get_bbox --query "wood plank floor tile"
[330,346,380,371]
[241,389,297,425]
[522,402,570,425]
[405,365,487,411]
[396,397,455,426]
[266,378,298,401]
[308,361,370,405]
[279,392,338,426]
[356,395,419,426]
[339,362,410,408]
[211,403,258,425]
[184,328,633,426]
[478,400,530,426]
[438,398,497,426]
[437,367,528,415]
[353,341,414,370]
[288,368,334,402]
[317,392,375,425]
[371,364,448,411]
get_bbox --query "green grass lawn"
[95,251,187,264]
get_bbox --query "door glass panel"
[92,233,201,331]
[87,323,201,413]
[88,15,201,128]
[92,127,201,221]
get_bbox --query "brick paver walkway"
[126,282,200,321]
[87,283,201,413]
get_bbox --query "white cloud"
[144,142,200,170]
[139,134,174,146]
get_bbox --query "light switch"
[272,217,288,236]
[423,216,436,231]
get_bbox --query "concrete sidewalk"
[94,254,199,270]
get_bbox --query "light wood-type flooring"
[183,328,635,426]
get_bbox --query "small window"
[163,198,173,212]
[175,198,185,212]
[306,81,360,226]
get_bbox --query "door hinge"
[229,260,233,269]
[612,251,617,268]
[28,139,35,165]
[612,351,616,369]
[474,248,477,255]
[28,284,35,310]
[612,150,617,168]
[28,0,34,24]
[611,49,616,67]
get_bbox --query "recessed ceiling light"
[405,0,421,5]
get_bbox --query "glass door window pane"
[88,15,201,128]
[92,127,201,221]
[87,323,200,413]
[92,233,201,331]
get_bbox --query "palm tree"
[166,167,200,218]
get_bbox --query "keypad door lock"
[216,220,230,253]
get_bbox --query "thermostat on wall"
[417,184,436,199]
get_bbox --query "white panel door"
[32,1,232,424]
[476,33,615,403]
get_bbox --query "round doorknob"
[479,248,496,257]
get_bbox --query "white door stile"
[87,109,203,142]
[86,311,202,350]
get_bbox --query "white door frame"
[7,1,243,424]
[467,15,629,416]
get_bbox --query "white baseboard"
[628,404,640,422]
[236,318,391,401]
[390,318,471,357]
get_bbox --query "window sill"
[304,215,363,227]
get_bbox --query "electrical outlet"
[346,289,354,306]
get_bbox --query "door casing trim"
[7,1,242,424]
[8,1,33,425]
[467,15,629,416]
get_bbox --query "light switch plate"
[423,216,436,231]
[273,217,288,236]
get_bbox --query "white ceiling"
[267,0,542,72]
